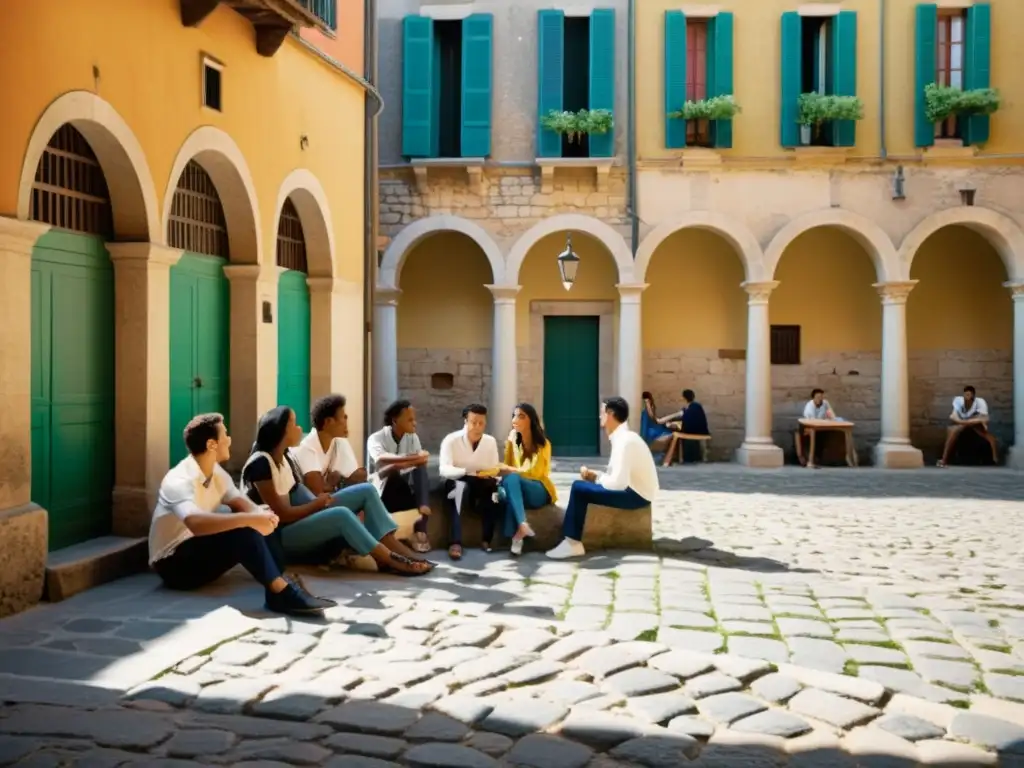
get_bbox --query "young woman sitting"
[499,403,557,556]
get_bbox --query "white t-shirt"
[803,400,834,420]
[953,395,988,420]
[598,424,660,503]
[149,456,242,564]
[366,426,422,472]
[439,428,500,480]
[291,430,359,481]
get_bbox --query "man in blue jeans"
[547,396,660,560]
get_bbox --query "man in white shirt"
[547,396,659,560]
[796,388,836,468]
[149,413,328,615]
[438,403,501,560]
[938,384,999,467]
[291,394,367,494]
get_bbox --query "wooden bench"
[663,433,711,466]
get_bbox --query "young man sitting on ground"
[938,384,999,467]
[148,413,329,616]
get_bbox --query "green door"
[277,270,311,431]
[31,231,115,550]
[543,315,600,456]
[169,253,230,466]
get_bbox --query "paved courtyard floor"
[1,464,1024,766]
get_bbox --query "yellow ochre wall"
[635,0,1024,161]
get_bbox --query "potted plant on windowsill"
[797,93,864,146]
[669,94,741,124]
[540,109,615,144]
[924,83,1001,147]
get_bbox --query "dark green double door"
[543,315,600,456]
[277,270,311,431]
[169,253,230,466]
[31,232,114,550]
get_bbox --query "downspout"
[627,0,638,258]
[879,0,887,160]
[363,0,380,450]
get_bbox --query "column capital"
[0,217,50,255]
[223,263,266,283]
[741,281,779,303]
[873,280,918,304]
[486,284,522,303]
[107,242,183,267]
[616,283,648,303]
[374,287,402,306]
[1003,280,1024,300]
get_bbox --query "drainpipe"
[879,0,887,159]
[627,0,638,257]
[363,0,379,451]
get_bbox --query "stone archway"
[505,213,634,287]
[378,215,504,291]
[899,206,1024,281]
[635,211,767,283]
[274,168,335,280]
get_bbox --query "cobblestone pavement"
[1,465,1023,766]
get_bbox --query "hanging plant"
[924,83,1001,125]
[540,109,615,144]
[669,95,741,122]
[797,93,864,128]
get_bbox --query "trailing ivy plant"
[797,93,864,128]
[669,95,741,122]
[924,83,1001,125]
[540,109,615,144]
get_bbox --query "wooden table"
[798,418,858,468]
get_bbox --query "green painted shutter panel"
[914,4,938,148]
[589,8,616,158]
[401,15,436,158]
[780,11,802,148]
[830,10,858,147]
[537,9,565,158]
[664,11,687,149]
[277,270,311,432]
[460,13,493,158]
[709,12,735,149]
[963,3,992,145]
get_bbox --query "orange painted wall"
[301,0,365,75]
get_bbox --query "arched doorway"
[167,160,231,465]
[29,124,115,549]
[276,197,311,431]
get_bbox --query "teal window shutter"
[709,12,734,149]
[402,15,436,158]
[962,3,992,146]
[830,10,858,147]
[537,10,565,158]
[589,8,616,158]
[664,11,687,149]
[914,4,938,148]
[780,12,802,148]
[461,13,493,158]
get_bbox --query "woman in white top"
[239,406,431,576]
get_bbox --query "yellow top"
[504,437,557,504]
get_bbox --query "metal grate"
[30,124,114,238]
[770,325,801,365]
[301,0,337,30]
[276,198,308,273]
[168,160,230,258]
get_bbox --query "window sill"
[923,140,978,163]
[790,146,852,166]
[410,158,486,194]
[674,148,723,168]
[535,157,616,193]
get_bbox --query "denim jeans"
[561,480,649,541]
[287,482,398,557]
[379,465,430,534]
[499,473,550,538]
[154,527,284,590]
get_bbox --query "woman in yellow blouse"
[499,403,557,556]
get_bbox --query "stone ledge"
[45,535,148,603]
[535,157,617,193]
[0,503,47,618]
[410,158,486,195]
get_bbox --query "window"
[801,16,833,146]
[770,325,801,366]
[435,21,463,158]
[302,0,337,31]
[935,10,965,139]
[686,20,710,146]
[202,56,223,112]
[563,17,592,158]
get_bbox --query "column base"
[0,502,47,618]
[1006,445,1024,470]
[735,442,784,468]
[112,485,155,538]
[872,441,924,469]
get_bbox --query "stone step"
[45,535,148,602]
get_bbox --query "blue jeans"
[287,483,398,558]
[562,480,649,541]
[500,474,550,538]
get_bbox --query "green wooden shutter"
[914,4,938,148]
[402,15,436,158]
[589,8,616,158]
[830,11,858,147]
[709,12,735,149]
[537,10,565,158]
[461,13,493,157]
[780,11,802,148]
[963,3,992,146]
[664,11,687,149]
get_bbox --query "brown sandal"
[412,531,432,553]
[448,544,463,561]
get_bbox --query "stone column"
[615,283,647,420]
[872,281,924,468]
[1005,281,1024,469]
[108,243,183,536]
[735,281,784,467]
[486,285,521,438]
[372,288,401,423]
[0,217,50,616]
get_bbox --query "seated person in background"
[241,406,430,576]
[499,403,557,557]
[640,391,674,453]
[148,413,328,616]
[439,403,501,560]
[661,389,711,464]
[292,394,367,494]
[796,388,837,467]
[938,384,999,467]
[547,397,659,560]
[366,399,433,553]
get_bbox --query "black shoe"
[288,573,337,608]
[265,584,326,616]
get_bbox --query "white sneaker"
[546,538,585,560]
[510,538,524,556]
